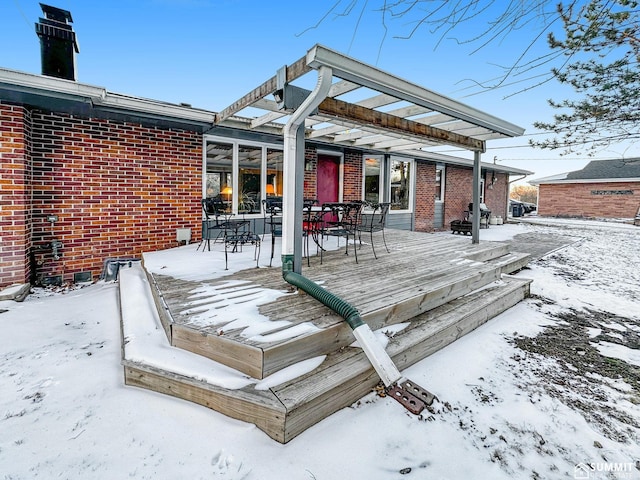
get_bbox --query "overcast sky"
[3,0,636,180]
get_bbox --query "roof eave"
[0,67,216,125]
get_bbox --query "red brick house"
[530,159,640,220]
[0,10,530,288]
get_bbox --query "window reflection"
[266,148,283,197]
[435,167,444,202]
[238,144,262,213]
[390,159,411,210]
[206,141,233,210]
[364,156,382,205]
[205,139,283,215]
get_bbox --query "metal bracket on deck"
[387,380,437,415]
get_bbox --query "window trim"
[389,156,414,213]
[362,154,384,207]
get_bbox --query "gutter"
[0,67,215,124]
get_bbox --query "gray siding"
[386,212,414,231]
[434,202,444,229]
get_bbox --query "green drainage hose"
[281,254,401,387]
[281,259,364,330]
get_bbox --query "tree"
[531,1,640,155]
[303,1,640,156]
[510,184,538,204]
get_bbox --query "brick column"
[342,149,362,201]
[0,103,32,287]
[414,162,436,232]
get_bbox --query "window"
[205,137,282,215]
[206,141,233,210]
[435,166,445,202]
[363,155,383,205]
[390,158,412,211]
[479,178,485,204]
[266,148,283,197]
[238,144,262,214]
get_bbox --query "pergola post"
[472,150,481,244]
[281,66,333,274]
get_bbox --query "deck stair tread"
[146,231,529,379]
[121,260,531,443]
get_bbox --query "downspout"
[280,65,402,387]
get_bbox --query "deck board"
[148,230,527,379]
[122,228,534,443]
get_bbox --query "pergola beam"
[215,56,310,124]
[250,79,361,128]
[318,97,485,152]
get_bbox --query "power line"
[12,0,32,31]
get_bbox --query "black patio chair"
[302,200,325,266]
[262,197,283,266]
[197,197,231,251]
[356,202,390,259]
[262,197,282,241]
[320,201,365,264]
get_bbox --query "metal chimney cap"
[39,3,73,24]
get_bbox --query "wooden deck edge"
[123,361,287,443]
[143,268,173,343]
[278,277,532,442]
[462,241,510,262]
[483,251,531,275]
[498,251,531,275]
[261,264,503,377]
[118,272,531,444]
[171,324,266,380]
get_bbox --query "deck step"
[120,263,531,443]
[155,251,516,380]
[487,251,531,274]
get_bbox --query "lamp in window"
[221,186,232,205]
[265,184,275,196]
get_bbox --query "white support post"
[281,66,333,273]
[472,150,481,244]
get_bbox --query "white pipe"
[352,324,402,386]
[281,65,333,261]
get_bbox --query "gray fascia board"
[531,176,640,185]
[306,44,525,139]
[385,149,533,175]
[0,67,215,125]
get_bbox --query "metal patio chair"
[356,202,390,259]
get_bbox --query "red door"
[316,154,340,205]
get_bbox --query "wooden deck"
[120,229,532,443]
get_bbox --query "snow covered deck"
[119,229,532,443]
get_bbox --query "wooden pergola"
[215,44,525,272]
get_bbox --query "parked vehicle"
[510,199,537,216]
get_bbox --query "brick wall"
[484,172,508,220]
[21,111,202,285]
[343,149,362,201]
[0,103,32,286]
[414,161,436,232]
[538,182,640,218]
[444,166,473,225]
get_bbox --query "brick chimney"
[35,4,79,81]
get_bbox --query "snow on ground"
[1,218,639,479]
